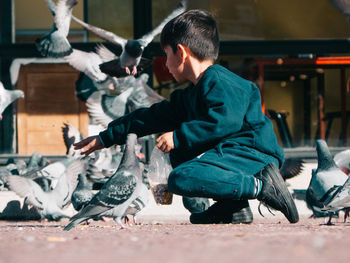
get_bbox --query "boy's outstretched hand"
[73,135,104,156]
[156,131,174,153]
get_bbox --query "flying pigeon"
[62,122,86,157]
[7,159,85,220]
[306,140,348,222]
[0,81,24,120]
[329,0,350,20]
[71,173,94,211]
[64,133,144,230]
[334,149,350,175]
[36,0,76,57]
[71,0,187,77]
[322,176,350,222]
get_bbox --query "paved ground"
[0,216,349,263]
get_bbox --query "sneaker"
[254,162,299,223]
[190,199,253,224]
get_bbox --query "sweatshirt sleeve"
[99,90,186,147]
[173,70,251,153]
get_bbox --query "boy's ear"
[176,44,190,61]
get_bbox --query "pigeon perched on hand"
[36,0,76,57]
[71,0,187,77]
[306,140,348,222]
[7,160,85,220]
[64,133,144,230]
[322,176,350,222]
[0,81,24,120]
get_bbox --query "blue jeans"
[168,141,279,201]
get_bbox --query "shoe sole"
[264,163,299,223]
[231,206,253,224]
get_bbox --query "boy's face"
[164,45,186,82]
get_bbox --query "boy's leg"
[182,196,210,213]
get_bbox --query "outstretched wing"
[7,175,46,210]
[139,0,187,47]
[71,16,127,47]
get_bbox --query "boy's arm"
[99,97,184,147]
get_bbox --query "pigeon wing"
[7,175,46,209]
[139,0,187,47]
[324,177,350,210]
[95,44,118,62]
[71,16,127,47]
[280,158,304,180]
[86,92,114,128]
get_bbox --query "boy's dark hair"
[160,9,219,61]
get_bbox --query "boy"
[74,10,299,224]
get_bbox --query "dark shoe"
[190,199,253,224]
[254,163,299,223]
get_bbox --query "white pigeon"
[322,177,350,222]
[7,159,85,220]
[71,0,187,77]
[0,81,24,120]
[64,133,144,230]
[36,0,76,57]
[306,140,348,223]
[334,149,350,175]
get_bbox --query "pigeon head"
[125,40,144,57]
[315,139,338,172]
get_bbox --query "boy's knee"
[168,166,191,195]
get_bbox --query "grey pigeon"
[0,81,24,120]
[329,0,350,20]
[36,0,76,57]
[7,160,84,220]
[306,140,348,220]
[334,149,350,175]
[72,0,187,77]
[71,173,94,211]
[64,133,144,230]
[322,176,350,222]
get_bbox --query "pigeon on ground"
[322,176,350,222]
[306,140,348,222]
[36,0,76,57]
[334,149,350,175]
[71,173,94,211]
[329,0,350,20]
[71,0,187,77]
[0,81,24,120]
[7,159,84,220]
[64,133,144,230]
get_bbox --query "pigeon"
[334,149,350,175]
[0,81,24,120]
[62,122,86,157]
[71,173,94,211]
[7,159,84,220]
[71,0,187,77]
[64,45,120,92]
[329,0,350,20]
[85,88,134,128]
[306,140,348,221]
[36,0,76,57]
[322,176,350,222]
[64,133,144,230]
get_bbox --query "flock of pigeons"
[1,0,350,228]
